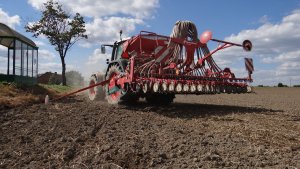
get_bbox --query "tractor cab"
[101,40,129,63]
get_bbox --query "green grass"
[39,84,74,93]
[0,81,74,95]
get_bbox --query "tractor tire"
[88,74,105,101]
[105,65,139,104]
[146,93,175,105]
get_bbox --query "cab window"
[115,43,123,60]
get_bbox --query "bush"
[66,70,84,86]
[48,73,61,85]
[278,83,283,87]
[257,85,264,87]
[278,83,288,87]
[293,85,300,87]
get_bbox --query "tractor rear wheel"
[146,93,175,105]
[88,74,105,101]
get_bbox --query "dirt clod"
[63,146,76,161]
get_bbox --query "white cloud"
[0,56,7,62]
[259,15,269,24]
[38,49,56,61]
[0,55,7,74]
[252,69,277,85]
[262,50,300,64]
[86,48,110,65]
[0,8,20,28]
[37,48,74,74]
[38,62,74,74]
[27,0,44,10]
[213,9,300,85]
[253,69,300,86]
[27,0,157,46]
[81,48,110,78]
[0,45,6,52]
[38,62,61,72]
[34,40,46,46]
[276,62,300,76]
[83,17,143,46]
[37,49,75,74]
[0,46,8,74]
[28,0,159,19]
[222,10,300,57]
[0,46,7,73]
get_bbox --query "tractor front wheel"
[105,65,139,104]
[105,65,123,104]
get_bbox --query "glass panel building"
[0,23,38,84]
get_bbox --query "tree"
[25,0,87,85]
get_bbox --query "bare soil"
[1,87,300,168]
[0,83,71,109]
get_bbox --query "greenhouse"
[0,23,38,84]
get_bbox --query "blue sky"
[1,0,300,85]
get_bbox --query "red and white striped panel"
[245,58,254,73]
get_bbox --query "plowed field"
[1,88,300,168]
